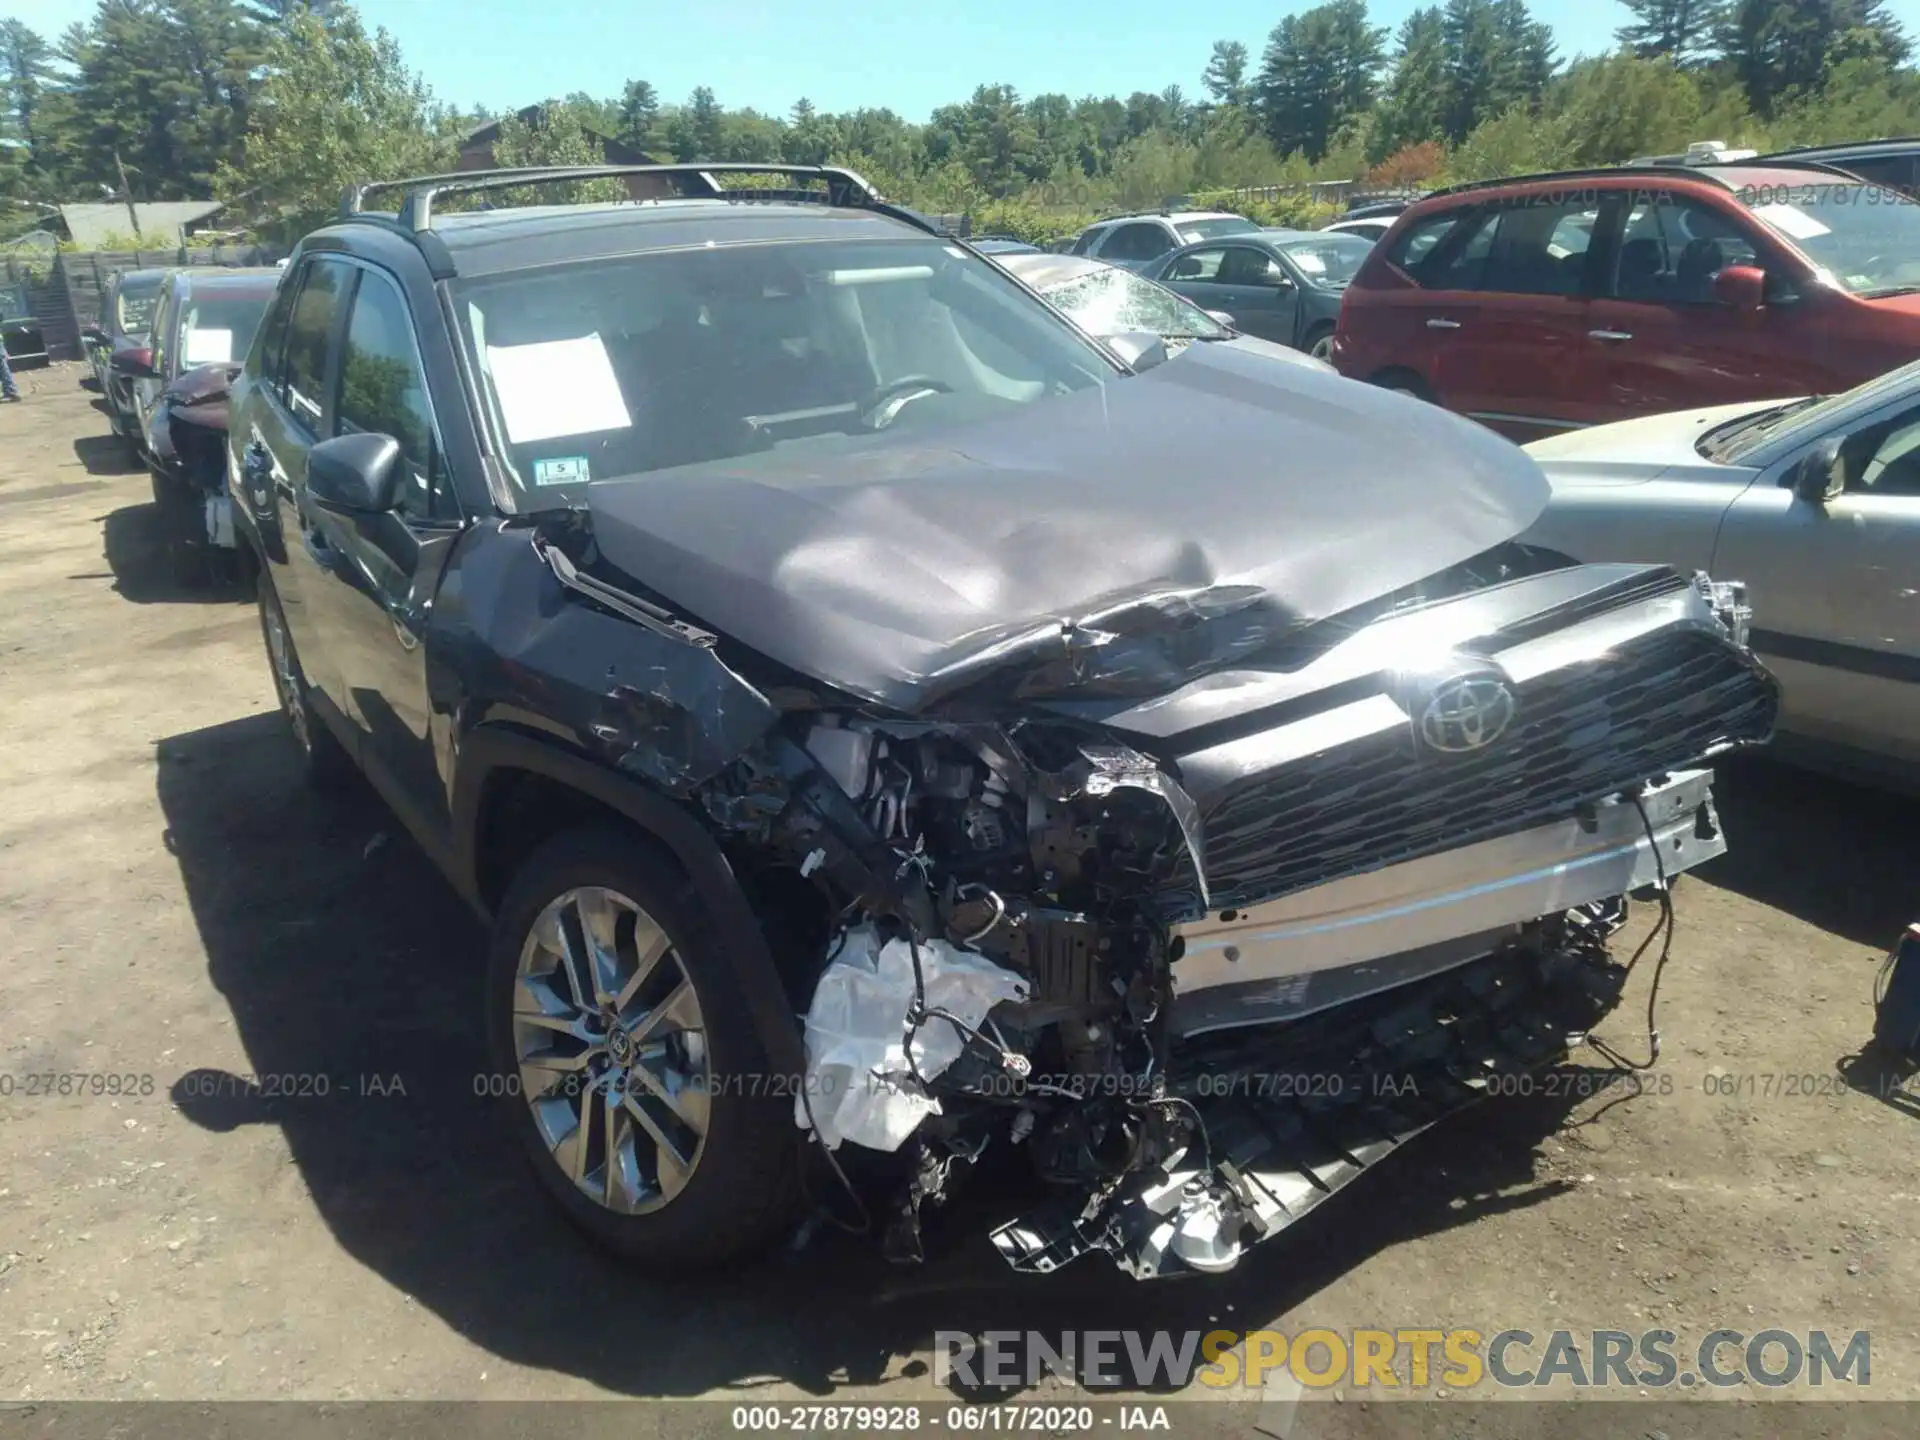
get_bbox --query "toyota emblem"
[1417,675,1516,753]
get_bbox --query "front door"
[302,263,463,851]
[1581,195,1833,419]
[1159,244,1299,343]
[1713,395,1920,770]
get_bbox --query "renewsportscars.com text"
[935,1327,1871,1391]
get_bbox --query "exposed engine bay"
[630,542,1779,1279]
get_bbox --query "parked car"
[993,251,1333,372]
[1068,210,1262,271]
[0,281,49,369]
[82,267,169,432]
[230,161,1774,1282]
[1330,161,1920,441]
[1525,357,1920,787]
[145,360,251,588]
[968,234,1042,255]
[1322,216,1394,243]
[119,268,279,466]
[1148,228,1374,360]
[1749,137,1920,196]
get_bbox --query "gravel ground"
[3,363,1919,1425]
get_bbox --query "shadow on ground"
[156,709,1632,1399]
[1701,755,1920,949]
[101,502,247,604]
[73,432,141,476]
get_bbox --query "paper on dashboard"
[486,333,633,444]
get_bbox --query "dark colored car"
[82,267,169,433]
[145,360,251,587]
[119,268,278,466]
[1,281,49,369]
[227,163,1775,1281]
[1330,161,1920,441]
[1752,138,1920,197]
[1149,228,1375,360]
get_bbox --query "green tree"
[491,100,627,201]
[1370,7,1449,158]
[0,21,59,182]
[1445,99,1575,181]
[217,4,450,239]
[1202,40,1250,105]
[1616,1,1725,65]
[1255,0,1387,161]
[1552,52,1711,165]
[616,79,660,153]
[666,85,724,160]
[1718,1,1906,114]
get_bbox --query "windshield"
[1274,233,1375,289]
[1737,183,1920,296]
[179,293,270,367]
[1039,265,1229,342]
[455,236,1116,502]
[117,277,164,335]
[1707,355,1920,462]
[1177,216,1260,244]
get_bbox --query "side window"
[1845,404,1920,498]
[1070,228,1101,256]
[1103,223,1174,262]
[148,286,176,377]
[1474,201,1600,297]
[1164,246,1228,281]
[1217,246,1289,288]
[1612,199,1761,305]
[281,258,349,431]
[335,269,446,519]
[251,272,299,395]
[1388,208,1497,289]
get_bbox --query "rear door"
[1582,192,1830,418]
[242,256,354,718]
[303,262,465,849]
[1714,394,1920,770]
[1343,204,1491,394]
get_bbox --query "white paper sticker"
[1751,203,1831,241]
[183,328,232,365]
[485,333,632,444]
[533,455,590,486]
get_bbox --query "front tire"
[1305,326,1335,362]
[486,827,800,1271]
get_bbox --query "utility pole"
[113,150,141,237]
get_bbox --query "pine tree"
[1615,0,1724,65]
[1255,0,1387,160]
[617,79,660,153]
[1371,8,1450,158]
[1202,40,1249,105]
[0,20,58,179]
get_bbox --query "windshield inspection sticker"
[485,333,632,444]
[533,456,591,487]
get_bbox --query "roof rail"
[1424,157,1860,200]
[336,162,935,236]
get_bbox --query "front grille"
[1195,627,1777,911]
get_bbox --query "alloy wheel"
[1310,333,1334,361]
[513,885,710,1215]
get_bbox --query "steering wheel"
[859,374,953,429]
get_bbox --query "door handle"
[1588,329,1634,342]
[1426,318,1461,330]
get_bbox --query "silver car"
[1525,359,1920,784]
[992,251,1334,374]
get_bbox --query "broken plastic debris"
[795,923,1028,1152]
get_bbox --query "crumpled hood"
[161,361,240,431]
[585,342,1549,712]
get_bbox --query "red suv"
[1329,162,1920,440]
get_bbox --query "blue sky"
[9,1,1906,120]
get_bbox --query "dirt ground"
[4,362,1920,1422]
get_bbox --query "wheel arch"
[453,725,807,1079]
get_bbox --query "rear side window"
[282,259,349,431]
[1388,207,1499,290]
[1101,223,1175,263]
[1473,200,1601,297]
[1070,228,1102,256]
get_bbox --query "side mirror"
[308,433,403,514]
[110,346,156,378]
[1714,264,1767,312]
[1205,309,1237,330]
[1107,330,1171,373]
[1791,435,1845,505]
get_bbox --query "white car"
[993,251,1335,374]
[1067,210,1262,272]
[1523,359,1920,785]
[1322,216,1394,244]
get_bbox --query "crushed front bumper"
[990,769,1724,1280]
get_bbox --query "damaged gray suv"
[229,164,1779,1279]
